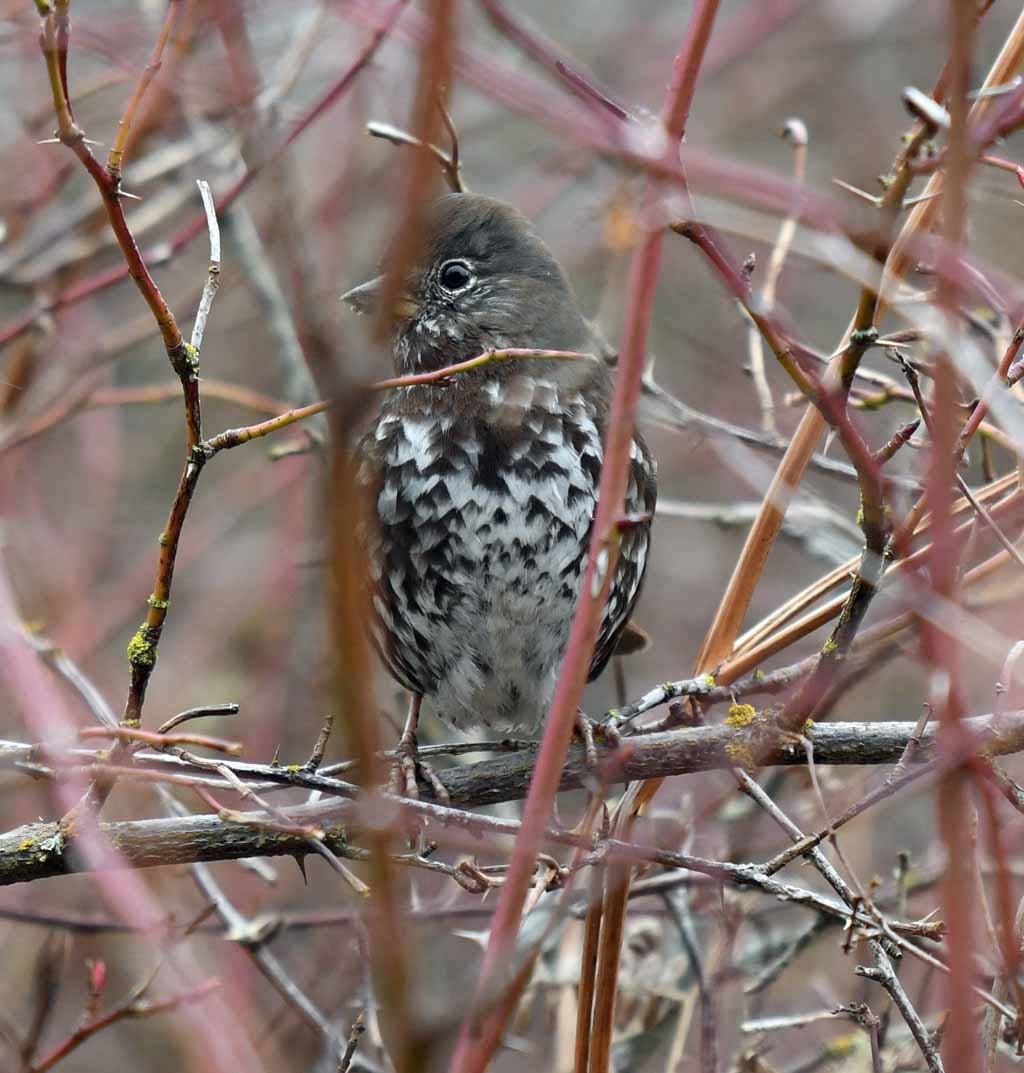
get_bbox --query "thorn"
[901,85,950,130]
[969,75,1023,100]
[902,191,943,208]
[832,178,881,206]
[293,855,309,885]
[877,330,921,346]
[119,189,143,201]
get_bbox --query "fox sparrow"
[345,193,656,789]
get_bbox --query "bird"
[343,192,656,795]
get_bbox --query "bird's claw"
[573,711,622,770]
[387,731,450,804]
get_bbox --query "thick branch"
[3,712,1021,887]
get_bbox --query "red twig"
[447,7,721,1073]
[479,0,633,123]
[28,978,220,1073]
[931,6,981,1072]
[975,768,1024,1046]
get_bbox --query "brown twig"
[856,941,944,1073]
[77,725,242,756]
[119,178,221,729]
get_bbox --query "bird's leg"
[573,709,622,770]
[388,695,450,803]
[389,694,423,798]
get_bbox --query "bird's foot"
[573,710,623,770]
[387,730,450,804]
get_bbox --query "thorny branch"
[6,2,1024,1072]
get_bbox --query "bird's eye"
[438,259,473,293]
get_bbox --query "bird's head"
[341,193,589,376]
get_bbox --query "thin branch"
[366,117,465,193]
[746,117,808,435]
[189,179,221,354]
[105,0,181,183]
[857,941,945,1073]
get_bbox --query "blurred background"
[2,1,1024,1070]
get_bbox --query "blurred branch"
[732,471,1022,662]
[451,4,720,1059]
[0,1,409,354]
[587,14,1024,1057]
[478,0,634,124]
[224,202,323,432]
[17,592,348,1063]
[745,118,808,437]
[641,374,913,488]
[27,976,220,1073]
[105,0,181,184]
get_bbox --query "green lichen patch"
[127,623,158,668]
[725,703,757,728]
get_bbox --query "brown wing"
[587,429,657,682]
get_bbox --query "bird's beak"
[340,275,420,320]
